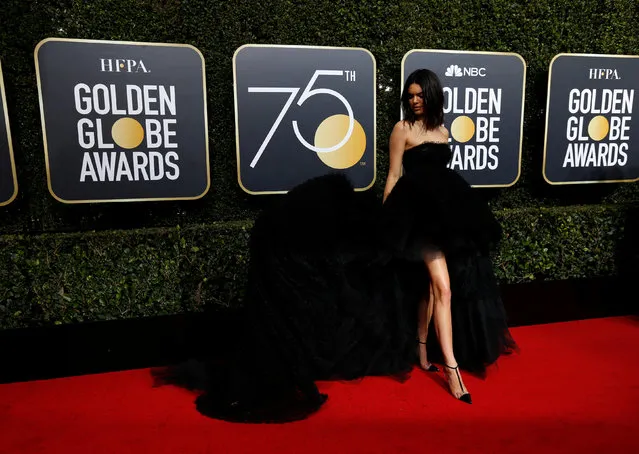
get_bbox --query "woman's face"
[407,83,424,117]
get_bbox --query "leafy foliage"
[2,204,637,329]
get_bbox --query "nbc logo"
[445,64,487,77]
[445,64,463,77]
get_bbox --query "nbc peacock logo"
[445,64,463,77]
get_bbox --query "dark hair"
[401,68,445,129]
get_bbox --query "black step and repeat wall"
[6,42,635,204]
[1,42,637,206]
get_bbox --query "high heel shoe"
[416,340,440,372]
[444,364,472,404]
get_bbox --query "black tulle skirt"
[152,170,517,423]
[381,162,516,373]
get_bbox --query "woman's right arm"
[383,121,406,203]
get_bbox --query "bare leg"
[423,249,471,403]
[417,285,436,369]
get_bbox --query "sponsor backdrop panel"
[35,38,210,203]
[0,59,18,206]
[234,44,376,194]
[402,49,526,187]
[543,53,639,184]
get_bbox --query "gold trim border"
[0,59,19,206]
[33,37,210,204]
[542,52,639,185]
[400,48,527,188]
[232,43,377,195]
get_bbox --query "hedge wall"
[2,204,638,330]
[0,221,252,329]
[1,0,638,329]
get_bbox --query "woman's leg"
[423,249,471,402]
[417,285,435,369]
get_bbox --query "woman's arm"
[383,121,407,203]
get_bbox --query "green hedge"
[1,204,637,330]
[0,0,638,235]
[494,204,634,282]
[0,221,251,329]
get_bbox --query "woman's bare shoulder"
[393,120,411,132]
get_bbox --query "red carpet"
[1,316,638,454]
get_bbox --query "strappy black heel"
[444,364,472,404]
[416,340,440,372]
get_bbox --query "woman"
[381,68,517,402]
[152,69,516,422]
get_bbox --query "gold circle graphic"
[451,116,475,143]
[314,114,366,169]
[111,118,144,149]
[588,116,609,141]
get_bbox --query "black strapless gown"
[381,142,516,372]
[152,142,517,423]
